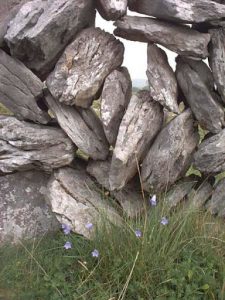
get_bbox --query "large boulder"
[96,0,127,21]
[0,170,59,245]
[0,116,76,173]
[4,0,95,78]
[46,27,124,108]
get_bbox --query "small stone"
[96,0,127,20]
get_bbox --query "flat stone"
[45,93,109,160]
[46,27,124,108]
[194,129,225,174]
[101,67,132,146]
[109,90,163,191]
[188,181,213,209]
[87,159,145,218]
[206,178,225,217]
[0,49,50,124]
[0,170,59,245]
[128,0,225,24]
[5,0,95,78]
[176,57,225,134]
[0,115,76,173]
[141,109,199,192]
[96,0,127,20]
[114,16,210,59]
[46,166,122,239]
[147,43,179,113]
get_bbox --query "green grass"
[1,202,225,300]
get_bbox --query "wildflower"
[149,194,157,206]
[85,223,93,230]
[64,241,72,250]
[135,229,142,238]
[91,249,99,258]
[61,223,71,235]
[160,217,169,226]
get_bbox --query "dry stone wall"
[1,0,225,244]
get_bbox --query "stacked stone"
[1,0,225,244]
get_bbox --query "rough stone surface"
[206,178,225,217]
[141,110,199,192]
[0,116,76,173]
[147,43,179,113]
[46,27,124,108]
[0,49,50,124]
[96,0,127,21]
[87,159,145,218]
[101,67,132,146]
[5,0,95,78]
[194,129,225,174]
[128,0,225,24]
[45,93,109,160]
[176,57,225,134]
[188,181,213,209]
[109,90,163,191]
[209,28,225,104]
[0,170,59,245]
[114,16,210,59]
[46,166,122,239]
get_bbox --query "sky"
[96,11,176,81]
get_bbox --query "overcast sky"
[96,11,176,80]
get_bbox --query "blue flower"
[91,249,99,258]
[85,223,93,230]
[160,217,169,226]
[61,223,71,235]
[64,241,72,250]
[149,194,157,206]
[135,229,142,238]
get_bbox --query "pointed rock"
[46,27,124,108]
[0,49,50,124]
[96,0,127,21]
[147,43,179,113]
[101,67,132,146]
[5,0,95,78]
[176,57,225,133]
[109,90,163,191]
[0,116,75,173]
[114,16,210,59]
[206,178,225,217]
[141,110,199,192]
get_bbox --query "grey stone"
[5,0,95,78]
[96,0,127,20]
[0,49,50,124]
[0,170,59,245]
[101,67,132,146]
[194,129,225,174]
[176,57,225,134]
[128,0,225,24]
[45,93,109,160]
[141,110,199,192]
[147,43,179,113]
[114,16,210,59]
[87,159,145,218]
[46,166,122,239]
[109,90,163,191]
[46,27,124,108]
[0,116,76,173]
[206,178,225,217]
[188,181,213,208]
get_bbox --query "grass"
[1,200,225,300]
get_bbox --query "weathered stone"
[147,43,179,113]
[46,166,122,239]
[114,16,210,59]
[87,159,145,218]
[46,27,124,108]
[101,67,132,146]
[96,0,127,21]
[194,129,225,174]
[5,0,95,78]
[176,57,225,134]
[0,116,75,173]
[128,0,225,24]
[188,181,213,208]
[0,49,50,124]
[209,28,225,104]
[0,170,59,245]
[206,178,225,217]
[141,110,199,192]
[109,90,163,191]
[45,93,109,160]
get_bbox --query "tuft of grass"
[1,202,225,300]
